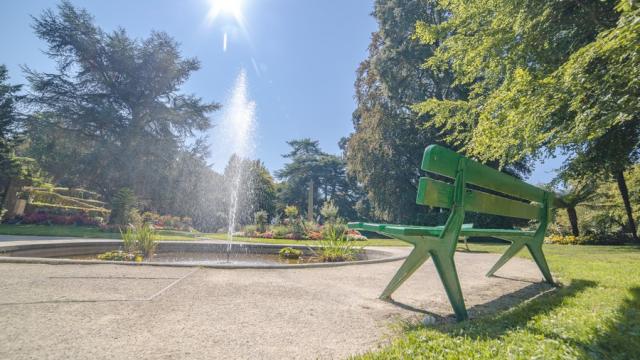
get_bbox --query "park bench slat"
[422,145,547,203]
[416,177,542,220]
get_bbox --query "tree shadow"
[579,286,640,359]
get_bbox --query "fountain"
[212,69,256,242]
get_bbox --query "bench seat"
[349,222,534,238]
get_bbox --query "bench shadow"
[390,279,595,331]
[437,279,594,335]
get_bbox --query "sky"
[0,0,563,184]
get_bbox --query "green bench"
[348,145,555,321]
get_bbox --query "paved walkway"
[0,242,552,359]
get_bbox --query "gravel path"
[0,248,552,359]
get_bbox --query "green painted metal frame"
[348,146,554,321]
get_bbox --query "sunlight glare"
[207,0,245,24]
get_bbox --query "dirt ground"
[0,248,552,359]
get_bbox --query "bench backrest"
[416,145,553,221]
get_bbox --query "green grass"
[357,243,640,359]
[0,224,198,241]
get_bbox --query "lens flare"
[207,0,245,24]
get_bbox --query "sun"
[207,0,245,24]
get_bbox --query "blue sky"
[0,0,562,183]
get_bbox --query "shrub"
[271,225,289,238]
[321,222,347,241]
[114,223,158,258]
[18,211,102,226]
[254,210,268,233]
[97,251,137,261]
[544,233,632,245]
[279,247,302,259]
[284,205,299,219]
[136,223,158,257]
[345,229,367,241]
[109,188,137,225]
[243,224,258,236]
[120,226,137,253]
[306,231,323,240]
[320,201,339,223]
[317,237,362,262]
[25,202,110,218]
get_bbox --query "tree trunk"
[566,206,580,237]
[614,170,638,242]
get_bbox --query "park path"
[0,241,552,359]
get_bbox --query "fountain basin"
[0,240,405,269]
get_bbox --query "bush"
[279,247,302,259]
[320,201,339,223]
[243,224,258,236]
[345,229,367,241]
[321,222,347,241]
[306,231,323,240]
[272,225,289,238]
[109,188,138,225]
[115,223,158,258]
[545,233,632,245]
[255,210,268,233]
[17,211,102,226]
[25,202,110,218]
[317,238,362,262]
[97,251,139,261]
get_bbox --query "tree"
[276,139,363,220]
[0,65,23,180]
[25,1,219,209]
[555,181,597,237]
[345,0,466,224]
[414,0,639,241]
[0,65,44,218]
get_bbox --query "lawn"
[357,243,640,359]
[0,224,199,241]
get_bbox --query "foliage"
[0,65,26,187]
[278,247,302,259]
[545,234,631,246]
[18,212,100,226]
[254,210,268,233]
[136,223,158,257]
[116,223,158,258]
[345,229,368,241]
[284,205,299,219]
[23,202,109,218]
[357,244,640,359]
[277,139,365,221]
[24,1,220,228]
[317,236,363,262]
[120,226,137,254]
[345,0,464,224]
[413,0,639,239]
[141,211,193,231]
[551,165,640,240]
[108,188,137,226]
[97,251,139,262]
[320,200,339,223]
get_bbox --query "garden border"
[0,240,407,269]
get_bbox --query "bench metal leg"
[526,241,554,284]
[431,248,468,321]
[486,239,527,277]
[380,243,431,300]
